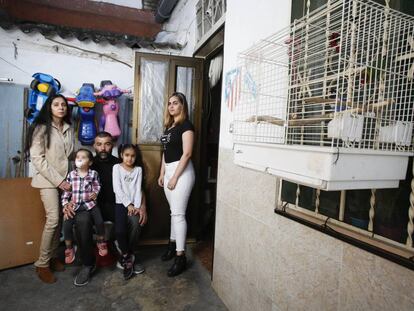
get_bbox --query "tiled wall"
[212,148,414,311]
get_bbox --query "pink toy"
[94,80,130,139]
[101,98,121,137]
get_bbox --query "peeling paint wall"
[0,28,136,92]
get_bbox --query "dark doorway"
[193,46,223,276]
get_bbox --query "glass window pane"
[176,66,195,122]
[139,59,168,143]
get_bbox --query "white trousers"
[163,160,195,252]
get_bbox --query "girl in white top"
[112,144,145,280]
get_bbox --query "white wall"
[0,28,135,92]
[219,0,292,148]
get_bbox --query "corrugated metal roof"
[0,21,153,48]
[0,0,162,48]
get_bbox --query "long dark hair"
[25,94,71,155]
[118,144,146,185]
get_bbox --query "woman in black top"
[158,92,195,277]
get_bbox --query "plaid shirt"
[61,169,101,211]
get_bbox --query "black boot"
[161,241,176,261]
[167,255,187,277]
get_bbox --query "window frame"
[276,178,414,269]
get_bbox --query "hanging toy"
[94,80,130,139]
[75,83,97,145]
[26,73,61,124]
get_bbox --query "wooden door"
[132,52,203,241]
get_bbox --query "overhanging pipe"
[155,0,179,23]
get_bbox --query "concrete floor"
[0,245,227,311]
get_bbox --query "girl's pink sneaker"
[97,241,108,257]
[65,247,76,264]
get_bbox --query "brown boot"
[50,258,65,272]
[36,267,56,284]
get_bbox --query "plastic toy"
[26,73,61,124]
[76,83,96,108]
[94,80,130,139]
[76,83,97,145]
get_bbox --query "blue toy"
[78,106,97,145]
[76,83,96,108]
[26,73,61,124]
[76,83,97,145]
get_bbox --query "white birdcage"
[232,0,414,190]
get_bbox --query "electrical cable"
[0,56,31,76]
[282,201,288,212]
[323,216,330,228]
[45,37,133,68]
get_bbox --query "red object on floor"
[94,246,117,267]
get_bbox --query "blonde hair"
[163,92,189,129]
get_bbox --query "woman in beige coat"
[25,94,74,283]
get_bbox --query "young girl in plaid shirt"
[61,149,108,264]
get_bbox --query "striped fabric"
[224,67,242,112]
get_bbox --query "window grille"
[196,0,226,43]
